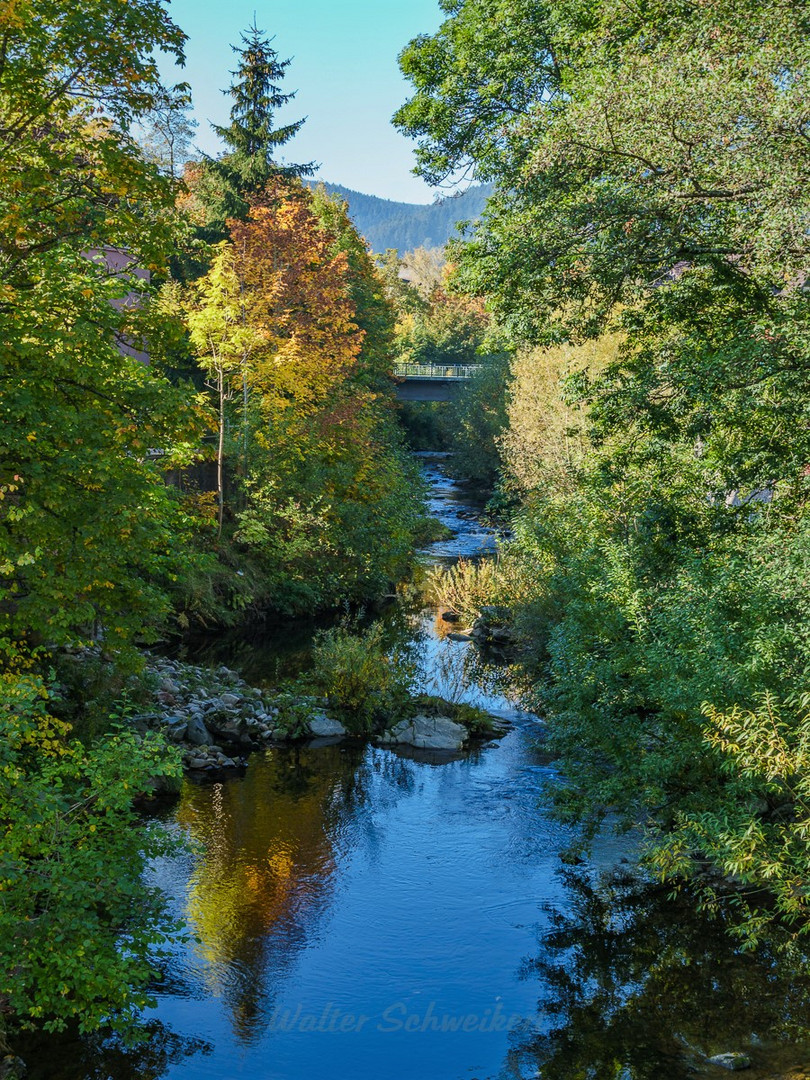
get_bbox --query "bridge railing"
[391,362,479,380]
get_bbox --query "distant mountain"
[311,182,493,254]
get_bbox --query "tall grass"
[424,557,506,622]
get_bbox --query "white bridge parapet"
[392,362,479,380]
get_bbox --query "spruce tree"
[208,21,315,222]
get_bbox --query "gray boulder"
[707,1053,752,1071]
[186,715,213,746]
[185,756,211,770]
[308,715,348,738]
[164,716,188,742]
[208,717,242,738]
[383,714,467,751]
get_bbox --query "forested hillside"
[309,181,492,253]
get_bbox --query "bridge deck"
[392,362,478,381]
[392,363,479,401]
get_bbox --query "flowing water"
[21,456,810,1079]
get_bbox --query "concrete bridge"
[392,362,478,402]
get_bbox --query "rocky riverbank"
[135,654,504,774]
[131,655,346,772]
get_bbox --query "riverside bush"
[651,693,810,942]
[0,674,183,1038]
[424,558,505,622]
[310,622,417,734]
[393,0,810,940]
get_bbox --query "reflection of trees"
[173,743,411,1044]
[509,869,810,1080]
[15,1020,210,1080]
[175,745,354,1041]
[168,623,320,683]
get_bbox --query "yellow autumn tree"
[229,180,364,418]
[187,180,422,614]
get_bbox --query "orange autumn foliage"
[229,180,365,416]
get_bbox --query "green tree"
[0,0,207,1043]
[185,182,423,617]
[0,0,209,667]
[187,243,262,532]
[197,22,316,234]
[396,0,810,340]
[395,0,557,188]
[499,335,621,495]
[397,0,810,935]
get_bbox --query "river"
[21,456,810,1080]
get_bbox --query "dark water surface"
[21,457,810,1079]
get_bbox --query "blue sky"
[162,0,445,203]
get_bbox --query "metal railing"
[392,362,479,380]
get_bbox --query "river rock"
[220,692,240,707]
[707,1053,752,1071]
[209,716,241,737]
[308,716,347,738]
[186,715,213,746]
[447,631,474,643]
[383,715,467,751]
[186,756,211,770]
[164,716,188,742]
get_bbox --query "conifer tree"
[200,22,316,232]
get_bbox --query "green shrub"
[0,673,183,1038]
[649,693,810,943]
[273,687,320,739]
[310,622,416,734]
[424,557,507,622]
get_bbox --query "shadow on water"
[508,867,810,1080]
[14,1020,212,1080]
[164,619,327,685]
